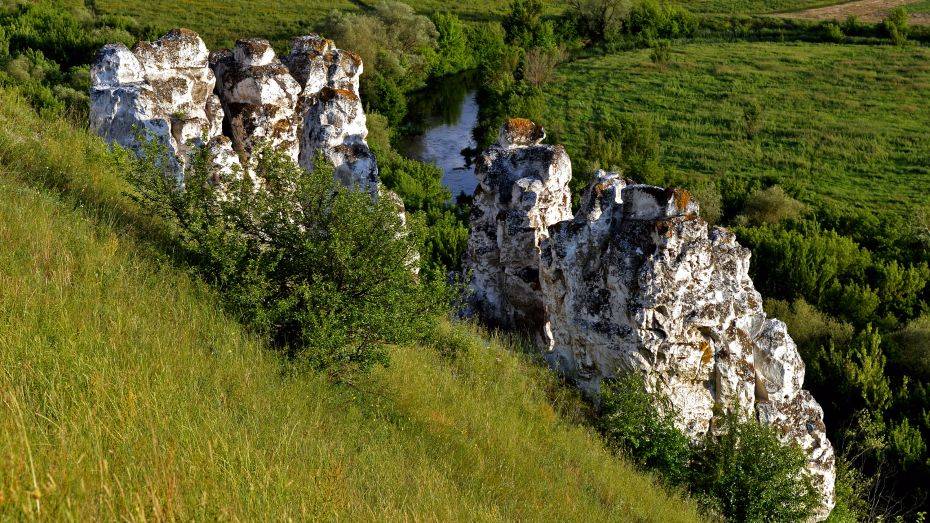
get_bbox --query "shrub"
[597,374,693,486]
[365,73,407,126]
[129,146,450,378]
[649,39,671,65]
[576,111,662,189]
[522,46,564,87]
[739,98,764,141]
[689,182,722,225]
[504,0,557,49]
[432,11,474,76]
[692,412,820,522]
[883,7,908,45]
[824,22,845,43]
[627,0,696,40]
[567,0,631,43]
[320,2,438,93]
[888,313,930,380]
[741,185,804,225]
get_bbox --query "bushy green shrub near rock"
[597,374,820,521]
[129,147,451,377]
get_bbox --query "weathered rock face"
[464,118,573,334]
[283,34,363,97]
[210,39,302,166]
[298,87,379,195]
[89,29,226,174]
[536,171,835,519]
[91,29,380,195]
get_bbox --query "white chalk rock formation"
[90,29,225,174]
[464,119,573,333]
[283,34,363,97]
[536,170,836,518]
[298,86,379,195]
[210,39,302,166]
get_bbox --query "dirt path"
[779,0,930,24]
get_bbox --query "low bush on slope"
[0,87,700,520]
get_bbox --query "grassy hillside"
[93,0,533,49]
[0,88,699,520]
[677,0,846,13]
[537,42,930,216]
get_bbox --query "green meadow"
[537,42,930,215]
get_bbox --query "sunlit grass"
[537,42,930,216]
[0,87,699,520]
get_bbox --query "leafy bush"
[574,111,662,193]
[692,412,820,522]
[431,11,475,76]
[883,7,908,45]
[504,0,557,49]
[627,0,696,40]
[649,38,671,65]
[567,0,632,43]
[522,46,565,87]
[129,146,450,377]
[597,374,693,486]
[365,73,407,126]
[320,2,438,94]
[741,185,804,225]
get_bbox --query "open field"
[537,42,930,215]
[780,0,930,24]
[94,0,530,49]
[0,87,699,520]
[678,0,848,14]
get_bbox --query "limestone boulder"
[89,29,225,175]
[463,119,573,335]
[210,39,302,166]
[537,173,836,518]
[298,87,379,195]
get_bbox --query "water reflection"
[398,72,480,199]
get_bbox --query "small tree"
[597,374,693,486]
[568,0,631,43]
[693,412,820,522]
[130,145,450,378]
[883,7,908,46]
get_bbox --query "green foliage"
[321,2,438,94]
[883,7,909,45]
[597,374,693,487]
[689,181,722,224]
[129,146,449,377]
[627,0,696,40]
[888,313,930,380]
[431,11,475,76]
[649,38,671,64]
[741,185,804,225]
[365,73,407,126]
[574,111,662,193]
[692,412,820,522]
[504,0,556,49]
[738,97,764,141]
[567,0,631,43]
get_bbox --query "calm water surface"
[398,73,480,199]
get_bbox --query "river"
[397,72,480,199]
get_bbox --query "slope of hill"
[0,88,699,520]
[537,42,930,216]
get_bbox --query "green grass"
[0,88,699,520]
[908,0,930,14]
[537,42,930,215]
[677,0,846,14]
[94,0,533,49]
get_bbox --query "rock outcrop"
[89,29,227,175]
[90,29,380,197]
[464,118,572,335]
[210,39,301,166]
[467,122,836,518]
